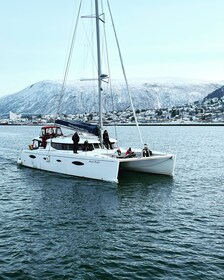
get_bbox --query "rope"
[107,0,144,146]
[100,1,119,144]
[56,0,83,119]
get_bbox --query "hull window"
[29,155,36,159]
[72,161,84,166]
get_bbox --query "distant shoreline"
[108,123,224,126]
[1,122,224,127]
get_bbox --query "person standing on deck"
[72,132,80,153]
[103,130,112,149]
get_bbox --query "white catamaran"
[17,0,176,182]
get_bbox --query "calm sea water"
[0,125,223,280]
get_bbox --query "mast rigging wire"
[100,0,119,143]
[106,0,144,146]
[56,0,83,118]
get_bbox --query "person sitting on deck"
[83,140,89,151]
[116,149,121,156]
[125,147,136,158]
[142,144,152,157]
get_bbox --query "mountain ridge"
[0,79,222,115]
[204,85,224,100]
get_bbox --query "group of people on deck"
[72,130,113,153]
[72,130,151,157]
[103,130,152,158]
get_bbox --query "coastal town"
[1,95,224,126]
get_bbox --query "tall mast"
[95,0,103,144]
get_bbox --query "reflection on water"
[118,169,174,185]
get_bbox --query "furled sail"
[55,119,99,136]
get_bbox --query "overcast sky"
[0,0,224,97]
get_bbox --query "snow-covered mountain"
[0,79,221,115]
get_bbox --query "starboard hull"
[119,155,176,176]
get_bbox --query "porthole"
[72,161,84,166]
[29,155,36,159]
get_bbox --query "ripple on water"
[0,126,224,279]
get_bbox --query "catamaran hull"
[17,150,120,183]
[119,155,176,176]
[18,149,175,182]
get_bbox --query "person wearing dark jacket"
[72,132,80,153]
[103,130,112,149]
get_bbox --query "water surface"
[0,125,223,279]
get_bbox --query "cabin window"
[40,126,63,138]
[32,140,41,149]
[51,143,73,150]
[29,155,36,159]
[93,143,100,149]
[82,143,94,151]
[51,142,95,151]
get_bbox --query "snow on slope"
[0,79,221,115]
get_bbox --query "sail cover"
[55,119,99,136]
